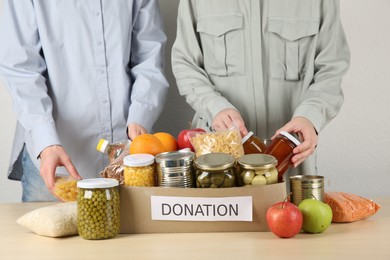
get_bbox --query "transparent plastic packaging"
[96,138,129,163]
[190,127,244,159]
[54,174,78,202]
[324,192,381,223]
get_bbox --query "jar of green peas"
[77,178,120,240]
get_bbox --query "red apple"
[266,200,303,238]
[177,128,206,151]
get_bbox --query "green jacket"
[172,0,350,175]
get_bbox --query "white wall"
[1,0,389,202]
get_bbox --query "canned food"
[123,154,155,187]
[237,154,278,186]
[155,150,195,188]
[290,175,324,206]
[195,153,236,188]
[77,178,120,240]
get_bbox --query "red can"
[264,131,301,182]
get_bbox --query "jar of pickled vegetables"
[237,154,278,186]
[77,178,120,240]
[123,154,155,187]
[264,131,301,182]
[194,153,236,188]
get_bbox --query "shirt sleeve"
[292,0,350,132]
[127,0,169,132]
[0,0,61,158]
[171,0,236,124]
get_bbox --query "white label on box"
[151,196,253,221]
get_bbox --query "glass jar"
[242,131,267,154]
[237,154,278,186]
[194,153,236,188]
[77,178,120,240]
[264,131,301,182]
[123,154,155,187]
[96,138,128,163]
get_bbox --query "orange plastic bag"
[324,192,381,223]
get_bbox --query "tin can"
[155,150,195,188]
[290,175,324,206]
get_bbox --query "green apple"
[298,198,332,234]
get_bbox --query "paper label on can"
[151,196,253,221]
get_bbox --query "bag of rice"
[16,202,78,237]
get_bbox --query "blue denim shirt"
[0,0,169,179]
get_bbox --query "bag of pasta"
[189,126,244,159]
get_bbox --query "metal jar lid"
[155,150,195,168]
[237,154,278,170]
[195,153,235,171]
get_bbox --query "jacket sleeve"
[127,0,169,132]
[293,0,350,132]
[171,0,236,124]
[0,0,61,158]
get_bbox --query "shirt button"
[95,12,100,16]
[103,99,108,104]
[97,41,102,46]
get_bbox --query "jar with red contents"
[241,131,267,154]
[264,131,301,182]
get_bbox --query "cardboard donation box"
[119,182,286,234]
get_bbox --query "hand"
[212,109,248,137]
[39,145,81,195]
[272,117,318,167]
[127,123,147,140]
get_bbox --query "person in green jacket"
[171,0,350,178]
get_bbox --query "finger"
[292,146,315,167]
[40,164,57,194]
[222,116,233,129]
[63,159,81,180]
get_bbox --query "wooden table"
[1,198,389,260]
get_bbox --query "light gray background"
[1,0,389,202]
